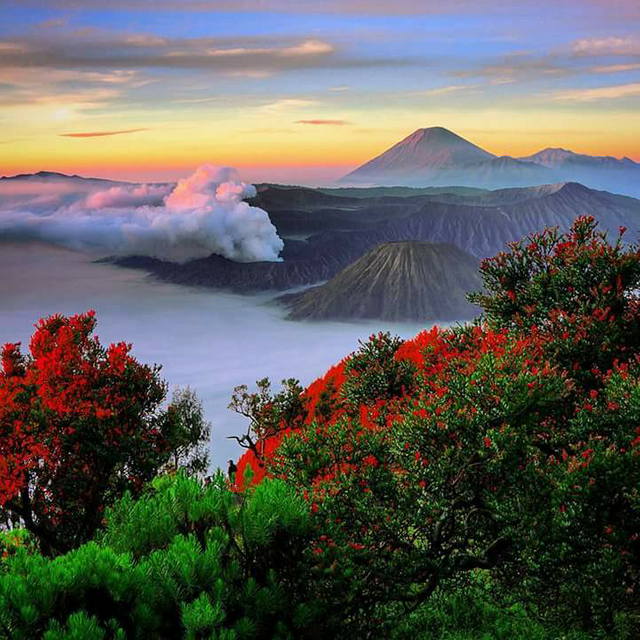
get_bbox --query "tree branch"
[454,536,511,570]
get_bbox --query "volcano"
[339,127,640,196]
[280,241,482,321]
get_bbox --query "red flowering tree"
[232,217,640,635]
[0,311,209,555]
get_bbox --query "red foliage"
[235,360,348,490]
[0,311,170,552]
[235,326,515,488]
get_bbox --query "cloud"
[277,40,334,56]
[591,63,640,73]
[552,82,640,101]
[258,98,319,114]
[0,32,411,76]
[25,0,632,17]
[454,55,572,83]
[59,128,148,138]
[413,84,478,96]
[7,0,549,14]
[0,166,284,263]
[573,37,640,57]
[295,119,350,125]
[81,184,172,209]
[37,18,67,29]
[0,42,29,54]
[0,67,146,109]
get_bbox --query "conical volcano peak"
[397,127,492,154]
[281,241,482,322]
[405,126,470,142]
[339,127,496,183]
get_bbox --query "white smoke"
[82,183,172,210]
[0,165,284,263]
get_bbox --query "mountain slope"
[519,148,640,170]
[281,242,482,321]
[340,128,640,196]
[340,127,496,186]
[115,181,640,294]
[517,148,640,196]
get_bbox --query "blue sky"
[1,0,638,183]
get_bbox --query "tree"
[0,311,209,555]
[163,388,211,476]
[233,218,640,636]
[0,473,328,639]
[468,216,640,389]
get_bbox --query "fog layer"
[0,243,431,470]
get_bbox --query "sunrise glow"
[1,0,639,184]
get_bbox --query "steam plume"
[0,165,283,263]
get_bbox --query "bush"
[0,473,327,639]
[234,218,640,637]
[0,311,210,555]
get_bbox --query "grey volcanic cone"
[280,241,482,322]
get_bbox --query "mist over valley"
[0,242,428,471]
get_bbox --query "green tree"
[235,218,640,637]
[0,473,328,639]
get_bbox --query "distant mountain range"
[116,180,640,297]
[5,170,640,321]
[279,242,481,321]
[339,127,640,197]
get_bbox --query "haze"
[0,242,429,470]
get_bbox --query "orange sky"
[1,1,639,184]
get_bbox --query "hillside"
[115,181,640,295]
[280,242,481,321]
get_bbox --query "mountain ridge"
[340,127,640,197]
[113,180,640,295]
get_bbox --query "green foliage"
[228,378,305,463]
[0,474,326,639]
[162,388,211,476]
[341,332,416,411]
[468,217,640,385]
[238,218,640,638]
[389,587,577,640]
[0,312,212,556]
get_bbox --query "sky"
[0,0,639,185]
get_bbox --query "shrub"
[0,311,210,555]
[0,473,327,639]
[233,218,640,636]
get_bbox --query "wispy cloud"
[59,128,148,138]
[454,55,572,83]
[591,62,640,73]
[413,84,478,96]
[258,98,319,114]
[36,18,67,29]
[0,32,412,75]
[296,119,350,125]
[10,0,561,15]
[573,36,640,56]
[553,82,640,101]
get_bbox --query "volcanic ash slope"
[280,241,482,322]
